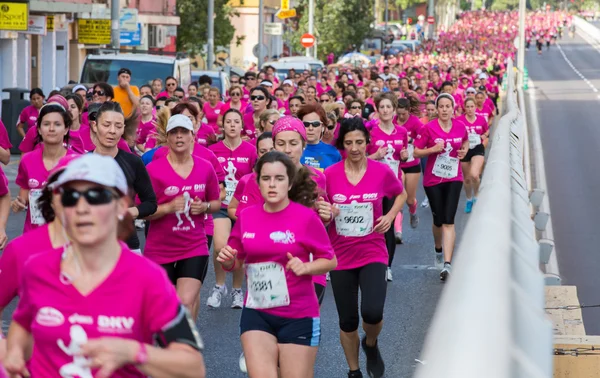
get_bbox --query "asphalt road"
[0,156,473,377]
[525,30,600,335]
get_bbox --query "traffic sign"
[276,8,296,19]
[427,16,435,24]
[23,15,46,35]
[281,0,290,10]
[264,23,283,36]
[301,33,315,48]
[253,43,269,59]
[120,23,142,46]
[0,2,28,31]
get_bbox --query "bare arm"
[15,123,26,138]
[0,146,10,165]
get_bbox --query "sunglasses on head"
[59,187,118,207]
[303,121,322,128]
[93,91,105,96]
[251,95,265,101]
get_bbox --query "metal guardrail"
[413,59,553,378]
[573,15,600,41]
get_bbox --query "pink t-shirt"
[414,119,469,187]
[367,125,408,179]
[19,126,86,154]
[476,103,495,123]
[145,155,221,264]
[232,172,253,204]
[78,124,96,152]
[0,224,54,308]
[196,123,217,147]
[0,121,12,196]
[66,128,86,154]
[208,141,258,209]
[456,114,489,136]
[325,159,404,270]
[242,111,257,139]
[203,102,225,133]
[19,105,39,131]
[222,101,248,115]
[136,118,156,145]
[12,246,181,378]
[228,201,334,318]
[16,147,70,233]
[397,115,424,168]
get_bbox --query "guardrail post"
[538,238,554,265]
[529,188,545,208]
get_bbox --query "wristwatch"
[206,202,211,212]
[134,342,148,365]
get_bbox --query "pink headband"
[272,116,307,141]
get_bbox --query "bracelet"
[222,259,237,272]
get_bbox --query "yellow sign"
[0,2,28,31]
[281,0,289,10]
[47,15,53,32]
[276,8,296,20]
[77,19,111,45]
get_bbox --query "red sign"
[427,16,435,24]
[301,33,315,48]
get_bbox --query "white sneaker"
[326,272,330,281]
[206,285,227,308]
[239,352,247,373]
[231,289,244,309]
[386,267,393,282]
[421,198,429,208]
[435,252,444,270]
[440,263,452,281]
[134,219,145,229]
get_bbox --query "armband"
[155,304,204,352]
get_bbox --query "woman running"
[145,114,221,320]
[217,151,337,378]
[299,103,342,172]
[456,97,489,213]
[12,104,73,233]
[243,87,272,139]
[135,95,157,153]
[16,88,44,138]
[414,93,468,281]
[367,93,409,281]
[3,154,206,378]
[326,117,406,378]
[203,87,225,133]
[207,109,258,309]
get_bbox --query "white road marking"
[556,43,599,93]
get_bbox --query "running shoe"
[361,336,385,378]
[134,219,145,229]
[239,352,247,373]
[326,272,331,281]
[410,213,419,228]
[386,267,393,282]
[348,370,364,378]
[465,199,473,214]
[206,285,227,308]
[408,201,418,215]
[395,231,403,244]
[421,197,429,208]
[440,262,452,281]
[231,289,244,309]
[435,252,444,269]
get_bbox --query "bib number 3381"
[246,262,290,309]
[433,154,459,179]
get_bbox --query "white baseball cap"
[466,87,477,94]
[478,73,488,79]
[283,79,294,86]
[474,68,482,75]
[72,84,87,93]
[166,114,194,133]
[53,154,128,196]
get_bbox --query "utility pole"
[111,0,120,50]
[384,0,389,41]
[307,0,314,57]
[258,0,265,67]
[428,0,434,39]
[517,0,526,88]
[207,0,215,70]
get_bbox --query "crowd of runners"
[0,10,570,378]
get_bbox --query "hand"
[316,197,332,223]
[169,195,186,213]
[3,348,30,378]
[400,148,409,161]
[374,214,393,234]
[10,197,26,213]
[217,246,237,270]
[331,204,341,219]
[457,145,468,160]
[190,197,207,215]
[375,146,387,160]
[81,338,137,378]
[0,228,8,250]
[286,252,310,276]
[118,76,130,89]
[431,141,444,154]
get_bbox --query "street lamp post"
[207,0,215,70]
[111,0,120,50]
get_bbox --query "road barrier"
[414,59,553,378]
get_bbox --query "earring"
[118,214,124,221]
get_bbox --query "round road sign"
[427,16,435,24]
[301,33,315,48]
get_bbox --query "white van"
[273,56,325,72]
[79,53,192,89]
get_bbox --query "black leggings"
[314,283,326,306]
[424,181,463,227]
[330,263,387,333]
[382,196,396,267]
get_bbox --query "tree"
[288,0,373,60]
[176,0,242,56]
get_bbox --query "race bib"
[246,262,290,309]
[29,189,45,225]
[406,144,415,162]
[433,154,459,179]
[335,202,374,237]
[468,133,481,149]
[383,159,399,177]
[224,179,237,205]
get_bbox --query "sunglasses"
[251,95,266,101]
[246,77,256,81]
[326,125,336,130]
[93,91,105,96]
[231,92,241,97]
[303,121,322,128]
[60,187,118,207]
[177,95,184,99]
[320,98,330,102]
[167,83,177,87]
[350,105,361,110]
[231,81,239,84]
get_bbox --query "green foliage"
[176,0,240,55]
[490,0,519,10]
[289,0,374,59]
[395,0,427,10]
